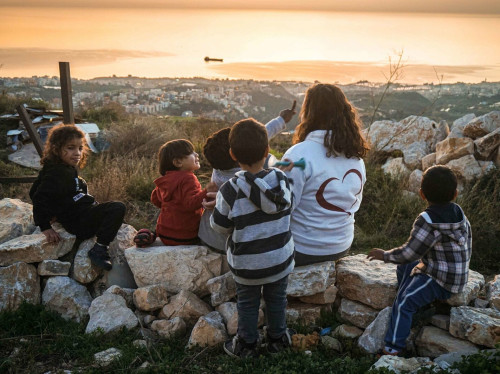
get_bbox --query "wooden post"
[16,104,44,157]
[59,62,74,124]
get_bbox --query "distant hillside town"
[1,76,499,127]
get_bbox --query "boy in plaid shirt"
[367,165,472,356]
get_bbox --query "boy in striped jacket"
[210,118,295,358]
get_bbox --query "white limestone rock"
[151,317,186,339]
[435,137,474,165]
[487,275,500,311]
[449,113,476,138]
[125,242,222,297]
[421,152,436,171]
[447,155,494,183]
[415,326,479,358]
[339,298,379,329]
[187,311,228,348]
[85,292,138,334]
[299,284,338,305]
[382,157,410,177]
[407,169,423,194]
[371,355,432,374]
[336,254,398,310]
[332,324,364,339]
[286,301,331,326]
[449,306,500,348]
[215,301,264,336]
[108,223,137,266]
[0,261,40,312]
[463,111,500,139]
[446,270,485,306]
[37,259,71,276]
[321,336,343,352]
[94,347,122,367]
[287,261,336,297]
[104,285,135,310]
[0,229,75,267]
[474,127,500,160]
[207,271,236,307]
[357,306,391,354]
[71,238,101,284]
[159,290,212,325]
[133,284,169,312]
[0,198,35,244]
[431,314,451,331]
[42,276,92,323]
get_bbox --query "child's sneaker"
[377,346,401,358]
[223,335,258,359]
[88,243,112,271]
[267,328,295,354]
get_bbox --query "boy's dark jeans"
[63,201,126,246]
[235,275,289,344]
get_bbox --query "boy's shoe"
[267,328,296,354]
[223,336,258,359]
[377,346,401,359]
[88,243,112,271]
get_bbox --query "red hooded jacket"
[151,171,207,244]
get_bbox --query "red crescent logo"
[315,169,363,215]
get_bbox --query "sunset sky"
[1,1,499,83]
[2,0,499,13]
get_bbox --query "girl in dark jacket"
[30,124,125,270]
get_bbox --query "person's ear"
[453,189,458,200]
[419,188,427,201]
[229,148,238,161]
[264,145,269,157]
[173,158,182,168]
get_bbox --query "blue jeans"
[385,261,451,350]
[235,275,289,344]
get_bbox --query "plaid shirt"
[384,207,472,293]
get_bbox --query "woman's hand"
[275,158,294,172]
[42,228,61,244]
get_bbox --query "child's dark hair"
[229,119,268,165]
[294,83,370,159]
[158,139,194,175]
[421,165,458,204]
[203,127,238,170]
[41,124,88,167]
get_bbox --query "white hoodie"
[283,130,366,257]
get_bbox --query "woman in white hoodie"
[281,83,370,266]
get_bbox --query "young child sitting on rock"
[198,102,296,252]
[30,124,126,271]
[367,165,472,356]
[135,139,217,247]
[210,118,295,358]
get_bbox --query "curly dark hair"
[293,83,370,159]
[203,127,238,170]
[40,124,88,168]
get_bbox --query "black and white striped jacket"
[210,168,295,285]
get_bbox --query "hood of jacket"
[153,170,192,203]
[421,207,469,246]
[233,169,292,214]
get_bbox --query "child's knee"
[111,201,126,217]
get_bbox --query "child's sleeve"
[210,183,234,235]
[384,216,437,264]
[31,169,62,231]
[265,116,286,140]
[179,174,208,211]
[151,187,162,208]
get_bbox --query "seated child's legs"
[262,275,288,340]
[385,273,451,351]
[75,202,126,246]
[396,261,419,287]
[235,282,262,345]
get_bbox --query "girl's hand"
[367,248,385,261]
[42,228,61,244]
[202,192,217,210]
[275,158,294,172]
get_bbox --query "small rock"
[94,347,122,367]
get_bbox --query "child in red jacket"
[135,139,216,246]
